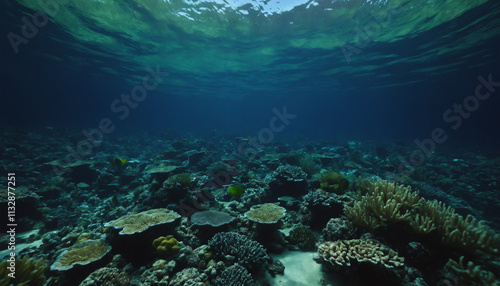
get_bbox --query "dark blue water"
[1,0,499,151]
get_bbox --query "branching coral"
[213,264,254,286]
[445,256,498,286]
[410,200,500,254]
[346,178,500,255]
[208,232,268,270]
[345,178,421,230]
[318,238,404,268]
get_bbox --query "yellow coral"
[153,235,180,257]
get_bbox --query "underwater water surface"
[0,0,499,285]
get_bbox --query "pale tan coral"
[318,238,404,268]
[345,178,421,230]
[410,200,500,254]
[105,208,181,235]
[445,256,499,286]
[346,179,500,254]
[50,240,111,271]
[244,203,286,224]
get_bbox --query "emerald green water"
[12,0,500,97]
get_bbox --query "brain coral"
[105,208,181,235]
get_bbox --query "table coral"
[104,208,181,235]
[244,203,286,224]
[50,240,111,271]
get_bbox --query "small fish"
[110,158,127,168]
[228,184,245,197]
[277,196,298,202]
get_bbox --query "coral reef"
[213,264,254,286]
[208,232,269,270]
[50,240,112,271]
[79,267,130,286]
[167,267,208,286]
[317,237,404,268]
[0,255,47,286]
[104,208,181,235]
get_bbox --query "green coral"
[288,226,316,250]
[152,235,180,257]
[0,255,47,286]
[320,173,349,194]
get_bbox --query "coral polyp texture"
[244,203,286,224]
[104,208,181,235]
[50,240,112,271]
[318,238,404,268]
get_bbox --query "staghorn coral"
[345,178,422,230]
[50,240,112,271]
[213,264,254,286]
[318,238,404,268]
[0,255,47,286]
[105,208,181,235]
[410,200,500,254]
[347,178,500,254]
[208,232,269,270]
[445,256,498,286]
